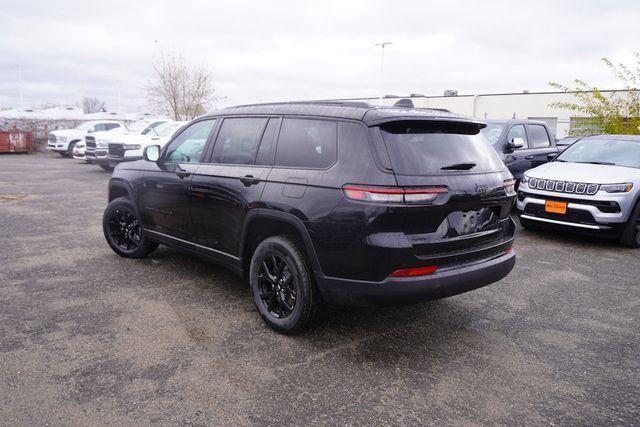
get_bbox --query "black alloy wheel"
[257,253,297,319]
[108,207,142,252]
[102,197,158,258]
[250,235,319,333]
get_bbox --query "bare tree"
[145,53,215,120]
[82,96,106,114]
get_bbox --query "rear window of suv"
[379,121,504,175]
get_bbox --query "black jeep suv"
[103,102,517,333]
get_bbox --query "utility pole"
[16,65,24,110]
[374,42,392,101]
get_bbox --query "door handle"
[176,166,191,179]
[525,155,535,160]
[240,175,260,187]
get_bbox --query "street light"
[16,65,24,110]
[374,41,392,101]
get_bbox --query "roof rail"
[226,100,372,109]
[416,107,452,113]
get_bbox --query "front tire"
[103,197,158,258]
[519,215,539,231]
[620,200,640,248]
[66,141,77,157]
[249,235,319,334]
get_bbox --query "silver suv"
[516,135,640,248]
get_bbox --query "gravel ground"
[0,152,638,425]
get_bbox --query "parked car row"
[48,101,639,333]
[49,118,187,171]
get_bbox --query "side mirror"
[87,129,94,134]
[143,145,161,162]
[506,137,525,150]
[547,152,558,161]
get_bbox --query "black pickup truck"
[481,119,559,183]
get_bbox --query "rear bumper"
[316,250,515,306]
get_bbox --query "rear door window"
[255,118,280,166]
[275,118,337,168]
[379,121,504,175]
[212,118,268,165]
[528,124,551,148]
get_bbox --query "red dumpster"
[0,131,34,153]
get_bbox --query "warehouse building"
[331,89,633,139]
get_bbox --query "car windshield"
[380,120,505,175]
[127,120,159,134]
[558,137,579,146]
[76,122,93,131]
[152,121,180,137]
[480,123,505,146]
[556,138,640,168]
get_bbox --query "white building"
[331,89,633,139]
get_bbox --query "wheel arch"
[240,210,322,278]
[108,181,133,203]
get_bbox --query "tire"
[249,235,320,334]
[519,215,539,231]
[103,197,158,258]
[99,164,114,171]
[58,152,68,157]
[620,200,640,248]
[66,141,77,157]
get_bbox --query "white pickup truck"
[85,119,169,170]
[105,121,188,170]
[47,120,124,157]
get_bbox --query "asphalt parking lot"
[1,152,638,425]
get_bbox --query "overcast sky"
[1,0,639,112]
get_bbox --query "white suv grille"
[529,178,599,195]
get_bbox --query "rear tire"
[249,235,319,334]
[103,197,158,258]
[620,200,640,248]
[100,164,114,171]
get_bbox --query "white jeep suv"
[47,120,124,157]
[517,135,640,247]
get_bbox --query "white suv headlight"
[123,144,142,150]
[601,183,634,193]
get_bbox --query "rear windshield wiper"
[441,162,476,170]
[576,161,616,166]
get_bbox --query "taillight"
[503,179,516,195]
[389,265,438,277]
[342,185,448,204]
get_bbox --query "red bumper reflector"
[389,265,438,278]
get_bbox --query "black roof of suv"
[215,101,487,126]
[104,101,517,333]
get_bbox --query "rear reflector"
[389,265,438,277]
[504,179,516,195]
[343,185,448,204]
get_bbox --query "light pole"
[375,41,391,101]
[16,65,24,110]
